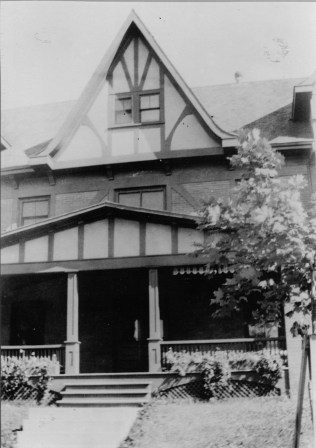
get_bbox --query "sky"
[1,2,316,110]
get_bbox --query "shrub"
[1,355,60,403]
[164,349,283,397]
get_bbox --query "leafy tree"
[197,129,316,335]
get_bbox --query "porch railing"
[161,337,286,369]
[1,344,65,373]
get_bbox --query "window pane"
[140,94,159,110]
[142,191,164,210]
[140,109,160,123]
[115,97,132,111]
[115,110,133,124]
[22,202,36,217]
[23,217,36,226]
[118,192,141,208]
[35,200,49,216]
[115,97,133,124]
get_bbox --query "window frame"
[19,196,51,227]
[111,89,162,127]
[115,186,166,211]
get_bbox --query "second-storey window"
[116,187,165,211]
[20,197,50,226]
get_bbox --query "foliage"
[164,349,282,396]
[1,355,59,403]
[196,129,316,334]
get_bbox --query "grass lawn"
[1,401,36,448]
[121,397,313,448]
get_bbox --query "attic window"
[115,96,133,124]
[140,94,160,122]
[113,90,161,126]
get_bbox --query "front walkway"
[17,407,139,448]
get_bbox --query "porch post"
[148,269,162,372]
[64,272,80,374]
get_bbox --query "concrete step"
[58,396,148,407]
[61,388,148,397]
[63,381,150,389]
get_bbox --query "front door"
[79,270,149,373]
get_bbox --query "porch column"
[148,269,162,372]
[64,272,80,374]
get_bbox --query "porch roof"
[1,200,198,247]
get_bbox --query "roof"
[1,77,311,153]
[194,77,305,132]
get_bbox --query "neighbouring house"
[1,11,315,393]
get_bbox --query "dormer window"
[113,90,161,126]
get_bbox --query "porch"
[1,267,286,375]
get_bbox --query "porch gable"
[1,201,209,272]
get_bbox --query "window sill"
[108,121,164,130]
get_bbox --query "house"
[1,11,315,392]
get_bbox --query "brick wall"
[171,189,196,215]
[55,191,100,215]
[183,180,231,204]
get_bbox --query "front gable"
[40,12,235,169]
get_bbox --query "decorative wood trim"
[171,225,178,254]
[160,159,172,176]
[121,56,134,91]
[139,53,152,90]
[160,67,165,153]
[140,221,146,256]
[134,37,139,87]
[108,217,114,257]
[78,222,84,260]
[171,184,200,209]
[1,254,209,276]
[165,105,191,150]
[134,127,139,154]
[48,231,54,261]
